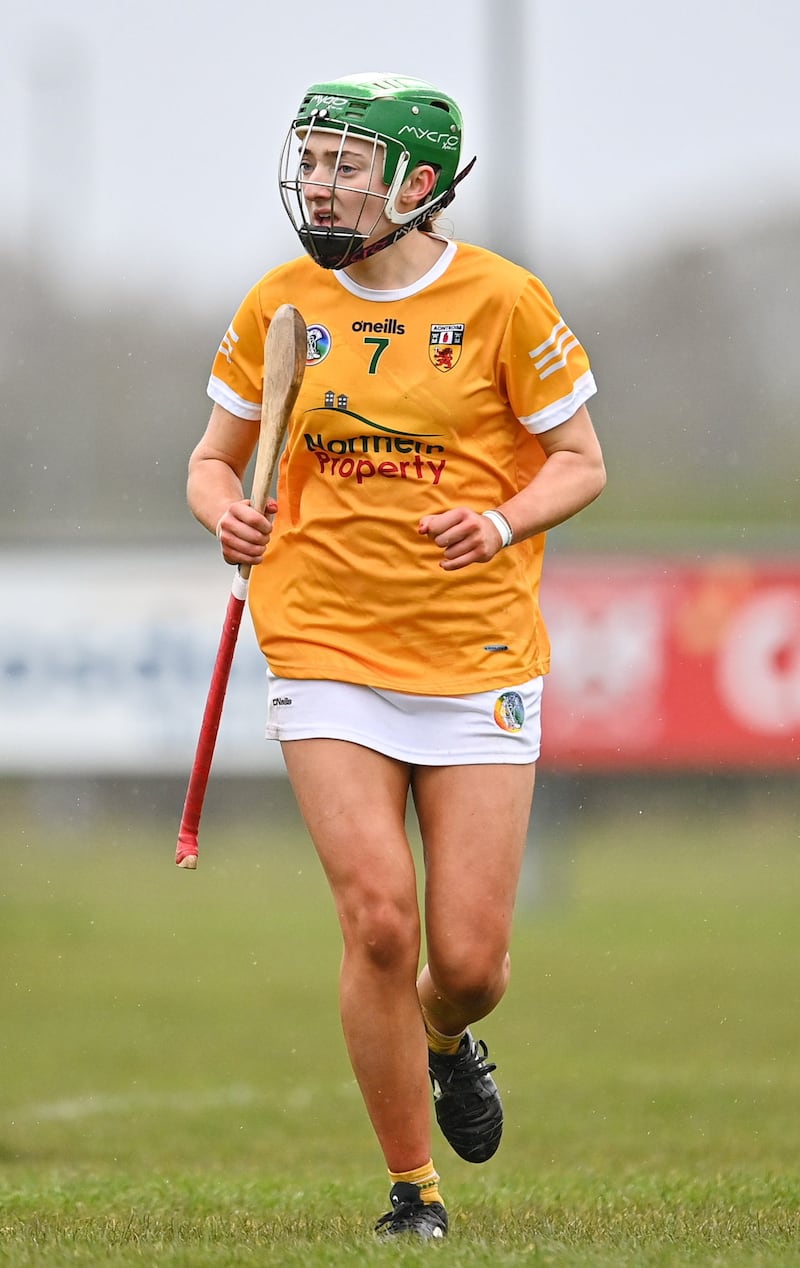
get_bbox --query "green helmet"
[279,72,474,268]
[295,73,462,202]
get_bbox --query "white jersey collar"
[333,238,457,302]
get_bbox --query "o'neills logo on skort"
[430,323,464,372]
[494,691,525,733]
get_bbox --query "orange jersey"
[207,239,597,694]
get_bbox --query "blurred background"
[1,0,797,847]
[1,4,799,1228]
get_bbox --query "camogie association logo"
[493,691,525,734]
[429,323,464,373]
[306,323,332,366]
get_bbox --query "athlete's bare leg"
[412,763,536,1035]
[281,738,431,1173]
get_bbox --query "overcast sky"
[2,0,799,311]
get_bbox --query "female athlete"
[187,72,606,1242]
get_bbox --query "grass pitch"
[1,777,798,1265]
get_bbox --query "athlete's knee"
[342,889,420,972]
[429,947,510,1013]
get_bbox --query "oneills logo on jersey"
[529,320,579,381]
[429,323,465,373]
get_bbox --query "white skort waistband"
[264,672,543,765]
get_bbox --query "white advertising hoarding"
[0,550,281,775]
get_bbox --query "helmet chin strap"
[300,156,476,271]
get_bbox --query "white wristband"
[482,509,514,548]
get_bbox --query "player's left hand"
[418,507,504,571]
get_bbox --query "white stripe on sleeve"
[207,374,262,421]
[519,369,598,434]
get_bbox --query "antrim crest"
[429,323,464,372]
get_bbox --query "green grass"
[1,781,798,1265]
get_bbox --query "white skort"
[264,671,543,765]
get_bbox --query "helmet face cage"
[279,120,397,270]
[279,73,469,269]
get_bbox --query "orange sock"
[389,1159,442,1206]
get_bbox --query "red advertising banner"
[540,555,799,770]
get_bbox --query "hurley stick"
[175,303,307,869]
